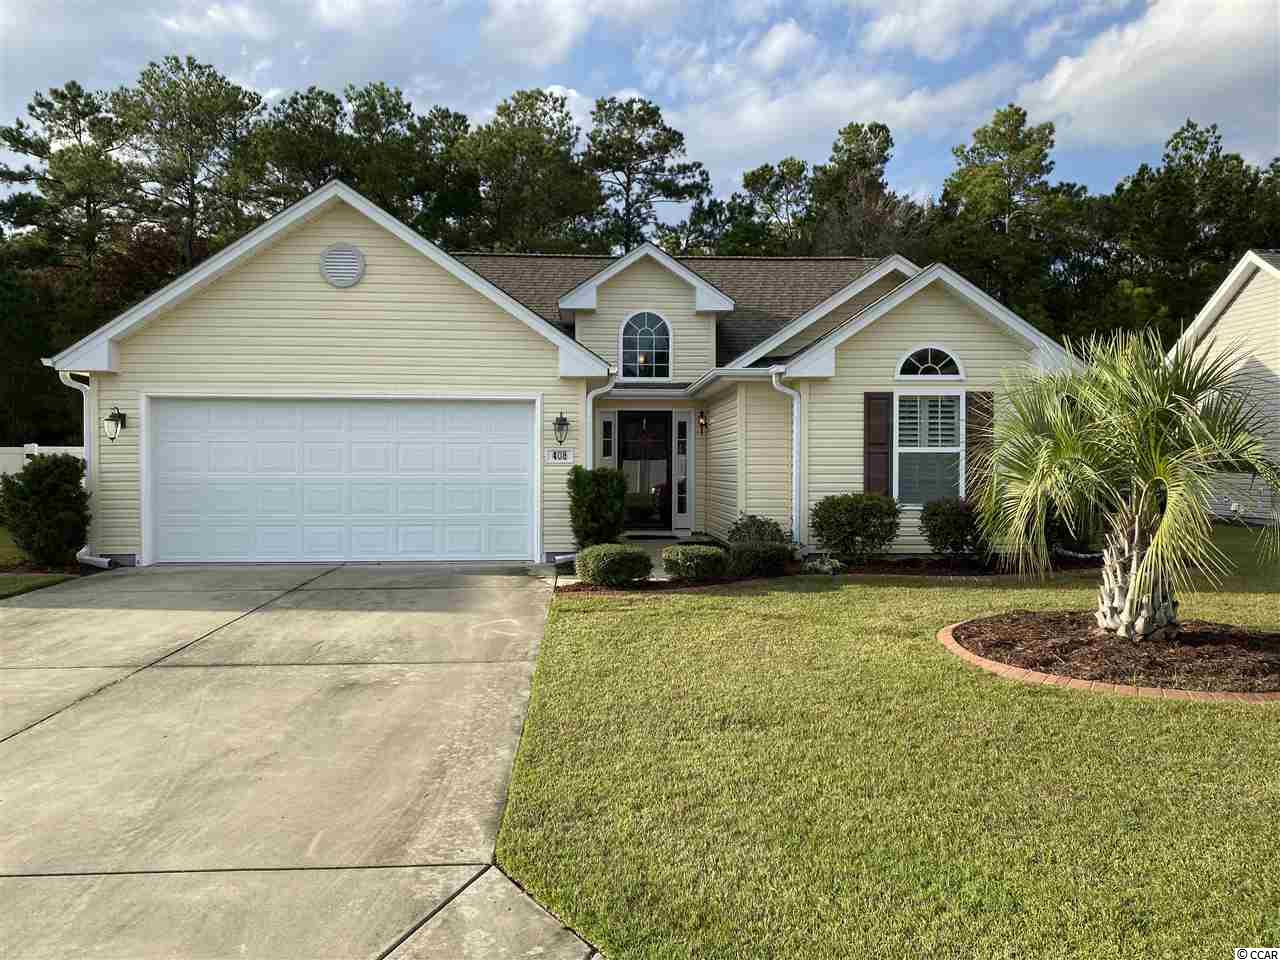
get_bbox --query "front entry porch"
[596,404,697,536]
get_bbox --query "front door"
[618,411,672,530]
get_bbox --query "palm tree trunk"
[1095,518,1179,640]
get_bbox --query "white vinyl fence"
[0,444,85,477]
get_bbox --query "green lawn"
[498,527,1280,959]
[0,527,74,596]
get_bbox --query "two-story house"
[46,182,1071,564]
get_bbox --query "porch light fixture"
[697,410,708,434]
[102,406,127,442]
[553,411,571,445]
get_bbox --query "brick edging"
[937,621,1280,704]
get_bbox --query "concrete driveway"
[0,563,593,960]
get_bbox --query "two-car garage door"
[150,398,536,562]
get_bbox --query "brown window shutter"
[864,392,893,495]
[965,391,994,500]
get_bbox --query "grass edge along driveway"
[497,528,1280,959]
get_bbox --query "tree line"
[2,54,1278,443]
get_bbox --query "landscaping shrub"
[803,555,845,575]
[661,544,728,581]
[809,493,901,565]
[727,541,793,578]
[566,465,626,548]
[575,543,652,586]
[726,513,789,544]
[0,453,90,567]
[920,497,982,557]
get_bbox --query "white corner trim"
[1172,250,1280,356]
[726,254,921,368]
[786,263,1074,377]
[48,181,609,378]
[893,343,966,381]
[557,242,734,313]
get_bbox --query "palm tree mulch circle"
[939,613,1280,702]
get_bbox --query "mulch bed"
[557,571,796,595]
[953,610,1280,692]
[843,553,1099,577]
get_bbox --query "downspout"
[57,371,112,568]
[584,369,617,468]
[770,368,803,546]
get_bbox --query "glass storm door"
[618,411,672,530]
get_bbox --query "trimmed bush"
[0,453,90,567]
[567,465,627,548]
[726,513,789,544]
[727,541,793,578]
[662,544,728,581]
[809,493,901,565]
[575,543,653,587]
[920,497,981,557]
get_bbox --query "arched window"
[898,346,961,379]
[621,312,671,379]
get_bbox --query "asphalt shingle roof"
[1253,249,1280,270]
[453,252,882,366]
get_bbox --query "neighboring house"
[1174,249,1280,523]
[45,181,1070,565]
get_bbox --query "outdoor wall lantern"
[553,411,571,445]
[697,410,708,434]
[102,406,127,442]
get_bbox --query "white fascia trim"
[1172,251,1280,356]
[684,366,778,396]
[786,263,1075,377]
[726,254,921,369]
[557,242,734,313]
[47,181,609,378]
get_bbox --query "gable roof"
[46,181,609,378]
[725,254,920,368]
[1174,249,1280,353]
[786,263,1074,377]
[557,242,734,313]
[460,251,887,365]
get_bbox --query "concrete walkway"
[0,563,594,959]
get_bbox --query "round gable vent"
[320,242,365,288]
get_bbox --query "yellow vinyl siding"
[574,258,715,381]
[90,203,584,558]
[705,386,741,540]
[803,282,1034,552]
[1199,269,1280,520]
[740,382,792,533]
[773,274,905,356]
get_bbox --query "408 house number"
[544,447,576,465]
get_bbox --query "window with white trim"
[896,393,963,505]
[602,418,613,460]
[899,346,960,378]
[621,312,670,379]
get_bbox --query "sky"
[0,0,1277,204]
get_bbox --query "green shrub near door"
[727,541,794,578]
[575,543,653,586]
[567,466,627,548]
[662,544,728,581]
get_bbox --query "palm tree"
[977,330,1279,640]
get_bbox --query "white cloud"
[1023,0,1136,57]
[1024,16,1068,56]
[850,0,1055,61]
[1019,0,1280,157]
[482,0,677,67]
[750,20,818,74]
[309,0,408,29]
[157,2,276,39]
[731,0,779,22]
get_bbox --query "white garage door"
[150,398,536,562]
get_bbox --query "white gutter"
[685,366,777,396]
[56,371,112,568]
[584,370,617,468]
[770,368,803,544]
